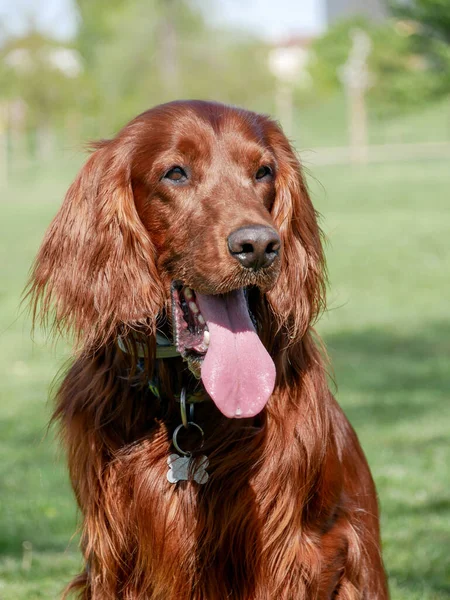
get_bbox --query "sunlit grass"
[293,93,450,148]
[312,161,450,599]
[0,156,449,598]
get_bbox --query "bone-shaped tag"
[167,453,209,485]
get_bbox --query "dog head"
[29,100,325,417]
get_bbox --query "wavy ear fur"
[28,141,165,349]
[266,124,326,344]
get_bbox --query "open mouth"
[171,281,276,419]
[171,283,209,375]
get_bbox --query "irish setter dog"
[29,101,388,599]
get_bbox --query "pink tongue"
[196,290,276,419]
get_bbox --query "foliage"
[391,0,450,43]
[71,0,275,137]
[74,0,130,66]
[370,22,450,113]
[308,16,450,116]
[0,32,81,131]
[308,17,372,95]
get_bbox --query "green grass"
[292,93,450,148]
[0,160,83,599]
[1,157,449,599]
[310,161,450,599]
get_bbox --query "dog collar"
[117,333,180,359]
[117,334,208,403]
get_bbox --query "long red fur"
[28,101,388,599]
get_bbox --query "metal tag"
[167,453,209,485]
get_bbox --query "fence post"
[268,46,307,139]
[0,102,8,189]
[339,29,373,164]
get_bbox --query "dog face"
[130,102,281,296]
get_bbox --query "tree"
[390,0,450,106]
[308,15,450,115]
[391,0,450,43]
[74,0,130,67]
[72,0,276,136]
[0,31,83,156]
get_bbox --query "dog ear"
[265,124,326,343]
[28,141,165,349]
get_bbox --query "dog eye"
[255,165,272,180]
[164,166,188,182]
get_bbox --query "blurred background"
[0,0,449,598]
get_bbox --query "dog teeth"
[189,301,199,314]
[184,287,193,300]
[203,330,210,346]
[198,314,205,325]
[235,407,242,416]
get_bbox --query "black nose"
[228,225,281,270]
